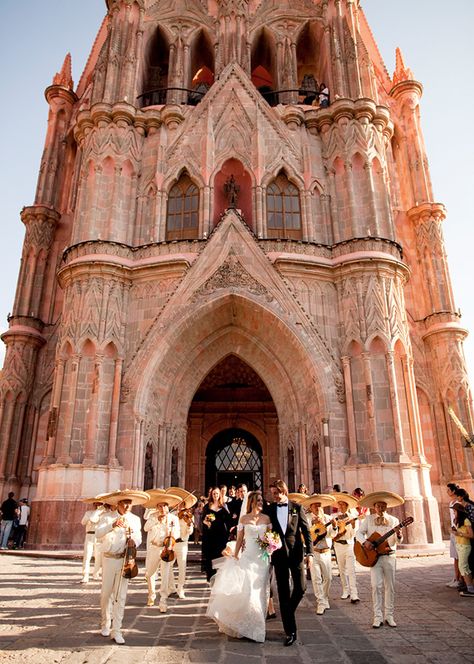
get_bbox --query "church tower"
[1,0,472,547]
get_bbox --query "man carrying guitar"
[302,493,337,615]
[331,492,361,604]
[355,491,406,629]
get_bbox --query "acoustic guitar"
[354,516,414,567]
[333,514,364,542]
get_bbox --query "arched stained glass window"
[166,174,199,240]
[266,174,302,239]
[214,436,262,490]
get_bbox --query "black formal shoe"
[266,612,276,620]
[284,633,297,646]
[351,598,360,604]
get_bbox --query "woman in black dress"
[201,486,231,581]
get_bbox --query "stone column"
[108,358,123,467]
[385,351,409,461]
[341,356,358,461]
[83,355,103,465]
[362,352,381,462]
[57,355,79,464]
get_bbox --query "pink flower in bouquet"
[257,530,282,559]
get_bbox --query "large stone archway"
[128,292,338,493]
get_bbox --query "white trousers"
[169,541,189,591]
[82,534,101,581]
[334,542,359,599]
[370,553,396,622]
[145,547,173,603]
[100,556,129,635]
[310,550,332,608]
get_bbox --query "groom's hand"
[304,554,313,566]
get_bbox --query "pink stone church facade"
[0,0,473,548]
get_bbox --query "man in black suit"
[227,484,247,539]
[266,479,313,646]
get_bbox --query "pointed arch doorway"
[206,428,263,490]
[186,354,278,493]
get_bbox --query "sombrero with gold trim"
[331,492,359,509]
[143,492,182,509]
[302,493,336,509]
[166,487,197,509]
[288,492,308,504]
[359,491,404,509]
[101,489,150,507]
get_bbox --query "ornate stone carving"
[193,255,272,301]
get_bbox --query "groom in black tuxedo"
[266,479,313,646]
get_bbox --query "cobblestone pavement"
[0,550,473,664]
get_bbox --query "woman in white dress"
[206,491,271,642]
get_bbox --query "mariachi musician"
[95,489,149,645]
[302,493,337,615]
[355,491,405,628]
[144,491,181,612]
[80,497,104,583]
[166,487,197,599]
[331,492,361,604]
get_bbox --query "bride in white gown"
[206,491,271,642]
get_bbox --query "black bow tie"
[277,503,288,507]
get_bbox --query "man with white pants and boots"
[356,491,405,628]
[166,488,196,599]
[80,498,104,583]
[95,489,148,645]
[302,493,337,615]
[144,492,181,612]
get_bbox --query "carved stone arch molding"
[131,292,333,431]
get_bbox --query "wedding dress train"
[206,523,270,642]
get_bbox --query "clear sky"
[0,1,473,384]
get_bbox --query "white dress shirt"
[96,510,142,555]
[276,502,289,534]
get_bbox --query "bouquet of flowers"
[257,530,282,560]
[203,513,216,528]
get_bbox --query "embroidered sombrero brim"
[143,492,183,509]
[331,492,359,509]
[359,491,404,508]
[165,487,197,509]
[101,489,150,507]
[302,493,336,508]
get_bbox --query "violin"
[160,535,176,562]
[178,508,194,526]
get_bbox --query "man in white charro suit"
[95,489,149,645]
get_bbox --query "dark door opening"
[205,428,263,493]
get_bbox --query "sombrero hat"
[81,496,105,505]
[331,492,359,509]
[302,493,336,509]
[288,492,308,504]
[143,492,182,509]
[359,491,404,508]
[101,489,150,507]
[166,487,197,509]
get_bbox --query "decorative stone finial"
[52,53,74,90]
[392,47,414,86]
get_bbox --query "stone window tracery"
[166,174,199,240]
[266,174,302,239]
